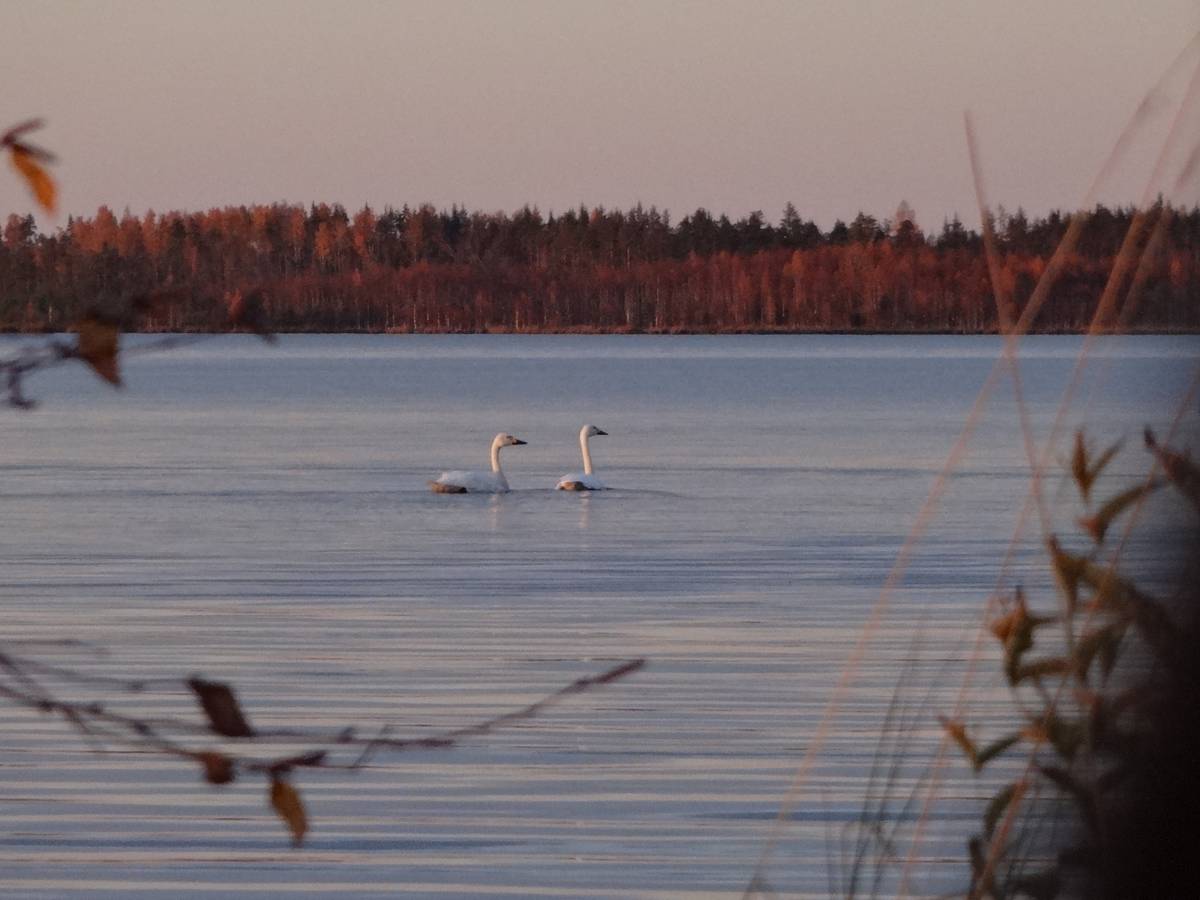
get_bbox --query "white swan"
[556,424,609,491]
[431,433,527,493]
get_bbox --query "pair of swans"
[430,425,609,494]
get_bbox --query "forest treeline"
[1,201,1198,333]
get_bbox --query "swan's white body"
[431,433,526,494]
[556,425,608,491]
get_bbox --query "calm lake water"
[0,334,1196,898]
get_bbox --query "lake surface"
[0,334,1195,898]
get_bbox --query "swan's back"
[431,432,525,494]
[432,470,508,494]
[556,472,606,491]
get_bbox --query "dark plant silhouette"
[938,429,1200,898]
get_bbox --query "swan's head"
[493,432,527,448]
[581,424,608,438]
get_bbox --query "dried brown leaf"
[1090,440,1123,485]
[984,782,1017,837]
[1022,721,1050,743]
[1075,559,1173,653]
[989,588,1053,685]
[1079,480,1161,544]
[938,715,978,768]
[1076,624,1127,680]
[1048,538,1087,614]
[1071,431,1123,506]
[1071,431,1090,501]
[0,118,46,146]
[1145,429,1200,513]
[269,777,307,846]
[75,315,121,386]
[1028,715,1084,761]
[198,750,236,785]
[187,678,255,737]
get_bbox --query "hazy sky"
[3,1,1199,231]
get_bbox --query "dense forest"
[1,200,1198,333]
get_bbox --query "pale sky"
[3,1,1199,231]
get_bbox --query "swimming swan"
[556,424,608,491]
[431,433,527,493]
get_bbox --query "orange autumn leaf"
[9,147,57,215]
[269,777,308,846]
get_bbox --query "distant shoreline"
[4,202,1198,336]
[5,326,1199,338]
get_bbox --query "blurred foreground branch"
[2,287,275,409]
[0,643,645,845]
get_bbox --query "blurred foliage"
[2,119,56,215]
[942,428,1200,898]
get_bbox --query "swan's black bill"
[512,439,527,445]
[595,429,608,436]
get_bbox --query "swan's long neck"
[490,441,510,489]
[580,430,594,476]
